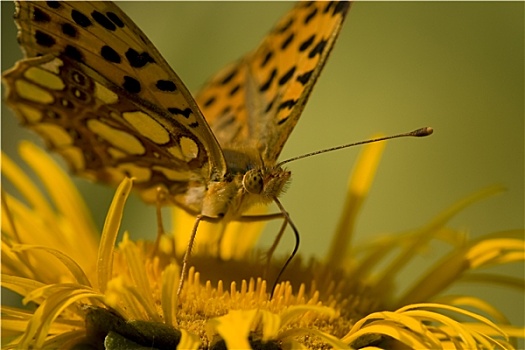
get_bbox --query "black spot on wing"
[229,84,240,96]
[278,66,296,86]
[71,10,92,28]
[265,97,276,113]
[280,32,295,50]
[61,23,77,38]
[308,39,327,59]
[156,80,177,92]
[220,69,238,85]
[276,18,293,34]
[168,107,192,119]
[64,45,83,62]
[304,7,318,24]
[299,35,315,52]
[259,68,277,92]
[296,70,313,86]
[45,1,60,9]
[277,115,289,125]
[323,1,335,14]
[106,12,124,28]
[204,96,216,107]
[101,45,121,63]
[33,8,50,23]
[278,99,297,111]
[125,48,155,68]
[221,106,232,116]
[301,1,315,8]
[332,1,350,16]
[123,76,141,94]
[260,51,273,68]
[35,30,55,47]
[91,11,116,31]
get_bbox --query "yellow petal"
[280,305,336,328]
[1,274,45,301]
[12,244,91,287]
[97,176,133,293]
[19,141,99,253]
[327,138,385,269]
[161,263,180,327]
[207,309,257,349]
[344,323,429,348]
[259,309,281,341]
[346,310,441,347]
[105,276,148,321]
[466,238,525,268]
[397,303,507,341]
[435,295,508,324]
[19,287,103,348]
[118,236,159,321]
[177,329,202,350]
[279,327,351,349]
[1,147,55,225]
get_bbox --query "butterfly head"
[242,167,291,201]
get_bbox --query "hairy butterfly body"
[3,2,349,223]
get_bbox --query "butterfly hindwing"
[196,1,350,162]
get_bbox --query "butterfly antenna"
[270,197,300,297]
[277,127,433,167]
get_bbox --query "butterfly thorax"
[197,147,291,220]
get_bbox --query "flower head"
[2,140,524,349]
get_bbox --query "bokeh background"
[2,1,523,333]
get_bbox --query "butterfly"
[3,1,350,279]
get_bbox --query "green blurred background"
[2,1,523,331]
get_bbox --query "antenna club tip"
[413,127,434,137]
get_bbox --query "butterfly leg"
[238,198,300,297]
[177,215,203,298]
[236,212,286,277]
[264,218,289,279]
[269,197,300,297]
[151,187,175,256]
[177,214,221,299]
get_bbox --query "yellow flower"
[2,140,523,349]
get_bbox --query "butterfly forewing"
[196,1,350,162]
[9,1,226,182]
[4,1,350,215]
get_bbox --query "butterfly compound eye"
[242,169,264,194]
